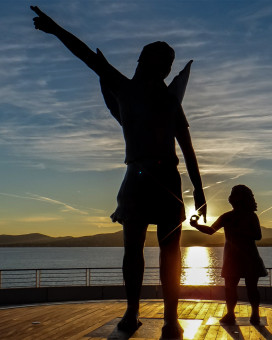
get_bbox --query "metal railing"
[0,267,271,289]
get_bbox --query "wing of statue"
[168,60,193,103]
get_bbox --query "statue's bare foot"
[160,320,183,339]
[117,309,142,333]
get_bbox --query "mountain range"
[0,226,272,247]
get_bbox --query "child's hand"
[190,215,199,227]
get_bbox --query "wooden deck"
[1,299,272,339]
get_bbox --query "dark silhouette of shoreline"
[1,227,272,247]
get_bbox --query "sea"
[0,247,271,287]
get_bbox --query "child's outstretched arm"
[190,216,218,235]
[31,6,104,75]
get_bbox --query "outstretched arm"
[31,6,104,75]
[176,127,207,222]
[190,218,216,235]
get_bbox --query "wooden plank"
[151,302,164,318]
[9,302,115,340]
[204,325,220,339]
[138,300,155,316]
[19,304,104,340]
[140,301,161,318]
[202,302,219,323]
[179,301,197,319]
[0,305,57,337]
[238,303,249,317]
[15,305,93,340]
[195,302,212,320]
[214,303,225,318]
[215,325,228,340]
[193,325,210,340]
[177,300,190,318]
[187,301,204,319]
[42,302,123,340]
[1,300,272,340]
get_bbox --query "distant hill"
[0,226,271,247]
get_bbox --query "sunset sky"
[0,0,271,236]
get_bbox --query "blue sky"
[0,0,271,236]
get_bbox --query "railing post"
[35,269,41,288]
[86,269,90,286]
[0,270,1,289]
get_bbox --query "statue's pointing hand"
[31,6,58,34]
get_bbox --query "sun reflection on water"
[181,247,215,285]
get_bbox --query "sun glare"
[185,205,204,225]
[187,206,198,219]
[185,205,217,226]
[181,247,213,285]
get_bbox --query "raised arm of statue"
[31,5,125,124]
[31,6,111,76]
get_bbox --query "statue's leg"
[117,221,148,332]
[158,225,183,339]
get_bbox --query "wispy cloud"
[238,3,272,23]
[1,1,271,174]
[16,216,63,223]
[27,193,89,215]
[0,0,272,233]
[0,192,100,215]
[83,216,114,228]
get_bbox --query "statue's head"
[137,41,175,80]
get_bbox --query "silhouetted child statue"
[31,6,207,339]
[190,185,267,325]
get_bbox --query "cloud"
[27,193,89,215]
[0,192,99,215]
[0,0,271,234]
[16,216,63,223]
[238,3,272,23]
[0,0,271,178]
[83,216,113,228]
[88,1,138,16]
[259,206,272,217]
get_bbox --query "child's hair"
[228,185,257,211]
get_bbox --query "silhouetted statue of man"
[31,6,207,339]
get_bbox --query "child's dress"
[211,210,267,278]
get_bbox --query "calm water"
[0,247,271,286]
